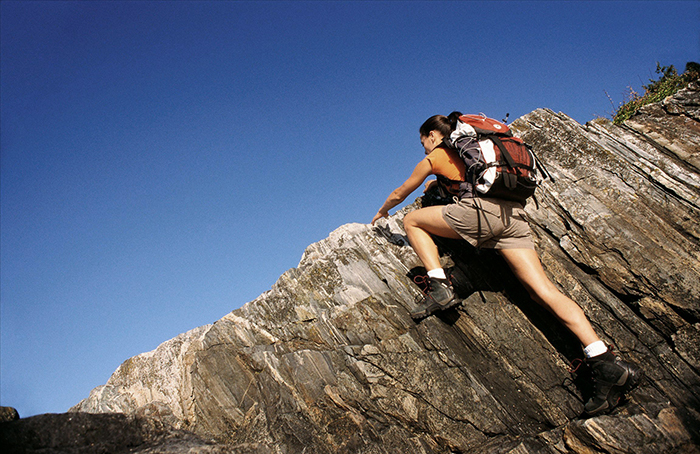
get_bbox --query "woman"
[371,112,641,416]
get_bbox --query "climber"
[370,112,642,416]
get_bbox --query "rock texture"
[4,83,699,453]
[1,403,236,453]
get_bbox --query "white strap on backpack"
[475,139,497,195]
[447,121,477,147]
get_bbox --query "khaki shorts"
[442,197,534,250]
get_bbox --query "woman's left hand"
[371,158,433,226]
[371,211,387,225]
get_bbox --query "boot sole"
[411,296,460,319]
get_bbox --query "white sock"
[584,341,608,358]
[427,268,447,280]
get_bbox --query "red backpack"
[444,114,544,204]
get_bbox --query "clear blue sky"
[1,1,697,417]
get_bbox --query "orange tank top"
[426,146,465,193]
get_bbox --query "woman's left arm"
[371,158,433,225]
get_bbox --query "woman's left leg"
[404,206,463,318]
[403,206,462,271]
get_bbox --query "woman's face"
[420,130,445,155]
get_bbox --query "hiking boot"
[410,278,457,319]
[583,351,642,416]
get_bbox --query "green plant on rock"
[612,61,699,124]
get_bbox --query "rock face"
[5,84,700,453]
[1,403,236,453]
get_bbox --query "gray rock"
[0,407,237,453]
[0,407,19,423]
[10,84,700,453]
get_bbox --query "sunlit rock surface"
[3,83,699,453]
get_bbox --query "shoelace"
[568,358,584,374]
[568,344,617,375]
[413,275,431,294]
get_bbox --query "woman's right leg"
[498,247,600,346]
[499,247,642,416]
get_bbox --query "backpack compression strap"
[488,135,518,190]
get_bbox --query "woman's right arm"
[371,158,433,225]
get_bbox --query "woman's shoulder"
[427,145,452,159]
[427,146,460,163]
[426,146,465,180]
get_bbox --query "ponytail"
[419,111,463,138]
[446,111,463,130]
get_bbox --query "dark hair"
[419,111,463,137]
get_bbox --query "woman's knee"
[532,284,587,321]
[404,209,434,232]
[403,210,417,224]
[529,280,563,305]
[404,207,460,239]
